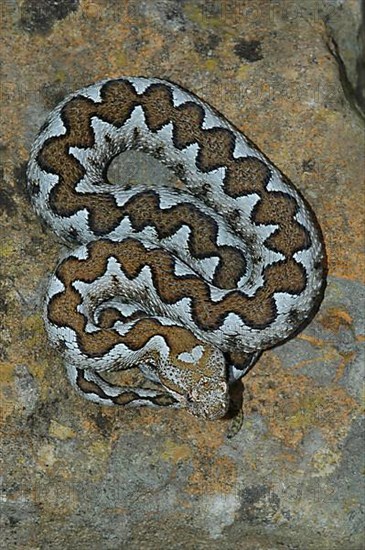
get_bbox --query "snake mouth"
[188,398,230,421]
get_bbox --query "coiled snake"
[27,77,326,423]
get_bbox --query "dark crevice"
[325,33,365,121]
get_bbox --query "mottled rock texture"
[1,1,364,549]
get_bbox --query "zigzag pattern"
[27,77,326,420]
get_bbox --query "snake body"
[27,77,326,420]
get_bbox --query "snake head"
[186,376,230,420]
[156,338,230,420]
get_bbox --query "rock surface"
[1,1,364,549]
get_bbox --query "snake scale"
[27,77,326,422]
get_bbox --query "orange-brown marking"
[76,369,176,405]
[38,79,317,331]
[123,190,246,289]
[48,238,307,357]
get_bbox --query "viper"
[27,77,326,422]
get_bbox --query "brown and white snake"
[27,77,326,423]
